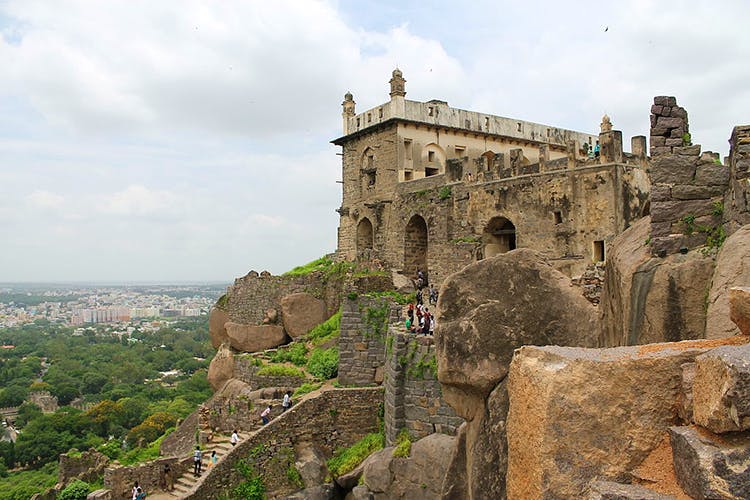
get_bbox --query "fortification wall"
[726,125,750,231]
[338,295,401,386]
[384,331,463,445]
[186,387,383,499]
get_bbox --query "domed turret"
[389,68,406,98]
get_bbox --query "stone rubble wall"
[649,144,729,256]
[338,295,400,386]
[650,96,690,157]
[726,125,750,231]
[58,448,109,486]
[104,456,184,500]
[185,387,383,500]
[571,262,605,305]
[384,331,463,446]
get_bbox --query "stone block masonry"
[650,96,689,157]
[384,330,463,445]
[338,295,401,386]
[184,387,383,499]
[727,125,750,230]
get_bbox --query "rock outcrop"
[208,307,230,349]
[435,248,598,499]
[281,293,327,339]
[225,322,288,353]
[505,341,727,498]
[693,344,750,433]
[706,224,750,338]
[731,287,750,335]
[207,343,235,391]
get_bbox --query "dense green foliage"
[255,364,305,378]
[0,316,213,498]
[58,479,93,500]
[306,310,341,346]
[392,429,413,458]
[231,459,265,500]
[292,382,322,398]
[269,342,308,366]
[0,462,57,500]
[306,347,339,380]
[327,432,384,477]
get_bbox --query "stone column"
[650,96,689,156]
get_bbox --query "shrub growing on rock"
[306,348,339,380]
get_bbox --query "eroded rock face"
[730,287,750,335]
[281,293,327,339]
[506,342,724,499]
[693,344,750,433]
[587,480,671,500]
[670,425,750,499]
[209,307,230,349]
[225,322,288,353]
[435,249,598,499]
[706,224,750,338]
[600,216,715,346]
[207,344,235,391]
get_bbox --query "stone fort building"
[332,69,650,285]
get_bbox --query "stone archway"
[404,215,428,276]
[483,217,516,258]
[356,218,374,259]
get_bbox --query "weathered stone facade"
[383,331,463,446]
[333,69,650,283]
[337,295,400,386]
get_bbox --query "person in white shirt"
[231,430,239,446]
[282,391,291,412]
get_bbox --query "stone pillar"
[598,114,623,163]
[509,148,523,177]
[631,136,647,158]
[389,68,406,118]
[538,144,549,172]
[650,96,689,156]
[566,140,579,169]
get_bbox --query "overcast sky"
[1,1,748,283]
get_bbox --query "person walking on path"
[282,391,292,412]
[208,450,217,468]
[132,482,140,500]
[261,405,272,425]
[231,429,239,447]
[193,445,203,476]
[163,464,173,491]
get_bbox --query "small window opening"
[547,129,551,137]
[455,146,465,157]
[356,117,360,127]
[367,113,372,123]
[367,171,376,187]
[465,119,471,128]
[517,122,522,132]
[425,167,439,177]
[378,108,383,119]
[553,211,563,224]
[593,240,605,262]
[404,171,413,181]
[485,117,490,130]
[404,139,413,160]
[367,155,374,168]
[428,151,436,163]
[428,107,434,117]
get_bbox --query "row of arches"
[355,215,517,271]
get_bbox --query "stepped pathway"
[157,432,249,498]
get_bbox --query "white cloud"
[27,189,64,208]
[100,185,180,217]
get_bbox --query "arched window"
[361,147,376,188]
[481,151,495,171]
[482,217,516,258]
[404,215,428,277]
[356,218,374,259]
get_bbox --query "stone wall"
[726,125,750,231]
[649,144,729,256]
[58,448,109,486]
[649,96,689,156]
[185,387,383,499]
[160,408,199,458]
[338,295,401,386]
[384,331,463,446]
[104,456,184,500]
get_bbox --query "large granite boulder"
[281,293,327,339]
[693,343,750,433]
[209,307,230,349]
[670,425,750,499]
[225,322,288,353]
[706,224,750,338]
[587,480,672,500]
[730,287,750,335]
[505,341,733,499]
[600,216,715,346]
[207,344,235,391]
[435,248,598,499]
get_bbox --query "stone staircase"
[168,433,248,498]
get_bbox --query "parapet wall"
[338,295,401,386]
[384,331,463,445]
[186,387,383,499]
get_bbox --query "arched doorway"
[356,218,374,259]
[483,217,516,258]
[404,215,428,277]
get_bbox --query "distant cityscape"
[0,283,228,328]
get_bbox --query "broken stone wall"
[726,125,750,231]
[649,96,690,157]
[337,296,400,386]
[383,331,463,445]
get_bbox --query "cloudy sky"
[1,1,748,283]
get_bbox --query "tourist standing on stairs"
[261,405,272,425]
[282,391,291,412]
[209,450,217,468]
[231,429,239,447]
[193,445,203,476]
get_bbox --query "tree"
[0,385,28,407]
[16,402,42,427]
